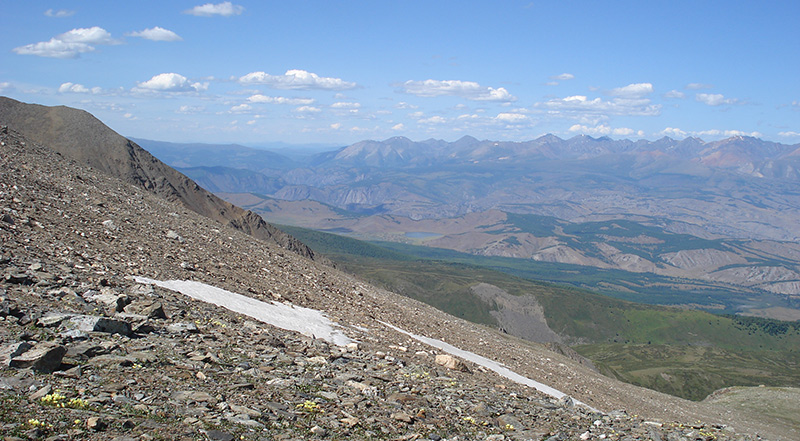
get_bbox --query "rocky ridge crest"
[0,96,315,261]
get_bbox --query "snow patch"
[135,278,352,346]
[380,321,596,410]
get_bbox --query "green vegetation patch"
[281,223,800,401]
[575,343,800,401]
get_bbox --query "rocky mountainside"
[1,125,795,438]
[0,97,314,261]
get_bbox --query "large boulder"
[8,342,66,373]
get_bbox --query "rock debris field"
[0,126,785,440]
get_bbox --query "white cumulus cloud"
[551,73,575,81]
[44,9,75,18]
[177,105,205,114]
[230,103,252,113]
[663,90,685,99]
[418,116,447,124]
[609,83,653,98]
[13,26,119,58]
[128,27,182,42]
[13,40,94,58]
[569,124,637,137]
[295,106,321,113]
[239,70,356,90]
[686,83,713,90]
[399,79,516,102]
[695,129,762,138]
[495,113,529,124]
[696,93,739,106]
[570,124,610,135]
[247,94,314,105]
[59,27,118,45]
[58,82,102,94]
[723,130,762,137]
[661,127,688,138]
[134,73,208,93]
[537,94,660,117]
[457,114,481,120]
[395,102,418,109]
[331,102,361,109]
[778,131,800,137]
[184,1,244,17]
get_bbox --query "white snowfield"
[380,321,595,410]
[134,278,353,346]
[136,278,593,409]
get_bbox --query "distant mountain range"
[134,134,800,317]
[136,134,800,241]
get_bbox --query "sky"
[1,1,798,146]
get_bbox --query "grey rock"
[66,342,107,360]
[171,390,218,404]
[124,300,167,319]
[229,404,261,418]
[0,341,33,366]
[391,411,413,423]
[85,288,130,312]
[28,384,52,401]
[205,430,234,441]
[648,428,664,441]
[59,329,89,340]
[38,313,74,327]
[167,322,199,334]
[4,272,33,285]
[128,351,158,364]
[434,354,471,372]
[558,395,574,408]
[8,341,66,373]
[166,230,185,243]
[88,354,135,368]
[496,414,522,431]
[67,315,132,336]
[86,416,107,431]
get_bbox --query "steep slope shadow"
[0,96,315,260]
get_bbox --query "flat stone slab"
[8,342,66,373]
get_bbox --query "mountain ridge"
[0,96,316,261]
[134,133,800,241]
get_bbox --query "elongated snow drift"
[135,277,352,346]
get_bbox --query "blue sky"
[1,1,798,146]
